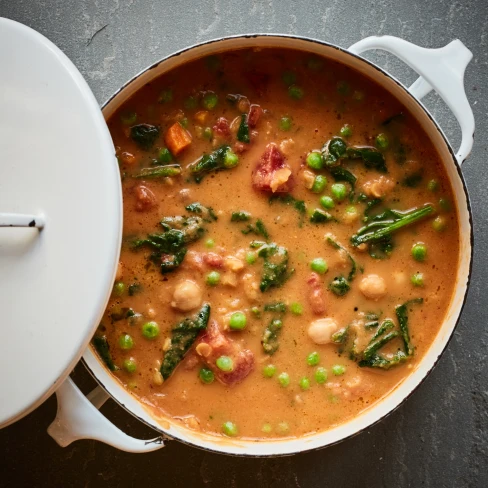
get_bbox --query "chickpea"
[171,280,202,311]
[308,318,340,345]
[359,274,387,300]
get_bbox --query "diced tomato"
[133,184,156,212]
[252,143,294,193]
[196,321,254,386]
[307,272,326,315]
[247,104,263,128]
[212,117,230,137]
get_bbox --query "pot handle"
[47,377,166,452]
[348,36,474,165]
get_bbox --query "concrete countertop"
[1,1,487,486]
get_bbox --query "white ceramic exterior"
[0,18,122,428]
[48,35,474,455]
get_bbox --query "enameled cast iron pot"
[48,34,475,456]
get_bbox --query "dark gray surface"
[1,1,487,486]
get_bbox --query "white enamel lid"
[0,18,122,427]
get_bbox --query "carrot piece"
[165,122,192,155]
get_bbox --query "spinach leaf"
[257,243,292,292]
[134,164,181,179]
[242,219,270,240]
[351,205,434,249]
[328,276,350,296]
[128,283,142,296]
[92,335,118,371]
[402,172,423,188]
[132,215,208,274]
[354,300,422,370]
[396,298,423,356]
[346,146,387,173]
[190,145,233,182]
[130,124,160,150]
[185,202,218,222]
[310,209,334,224]
[261,318,283,354]
[263,302,287,313]
[160,304,210,380]
[231,211,251,222]
[322,137,348,167]
[329,166,357,189]
[237,114,250,143]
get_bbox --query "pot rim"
[87,33,474,457]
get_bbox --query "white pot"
[48,35,475,456]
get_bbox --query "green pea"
[184,96,197,110]
[306,151,323,170]
[282,71,297,86]
[340,124,352,138]
[120,111,137,125]
[307,57,323,71]
[375,133,389,150]
[307,351,320,366]
[142,321,159,340]
[261,423,272,434]
[288,85,304,100]
[199,368,215,384]
[206,271,221,286]
[315,366,328,383]
[439,198,451,212]
[311,175,327,194]
[216,355,234,372]
[310,258,328,274]
[411,272,424,287]
[203,127,213,139]
[278,372,290,387]
[158,89,173,104]
[352,90,365,101]
[290,302,303,315]
[229,311,247,330]
[412,242,427,262]
[202,91,218,110]
[246,251,256,264]
[123,358,137,373]
[331,183,347,201]
[427,179,439,192]
[332,364,346,376]
[279,116,293,131]
[118,334,134,350]
[432,216,447,232]
[299,377,311,390]
[157,147,172,163]
[345,206,358,218]
[224,149,239,168]
[222,421,238,437]
[180,117,189,129]
[263,364,277,378]
[336,81,350,96]
[205,238,215,248]
[320,195,335,209]
[113,281,125,296]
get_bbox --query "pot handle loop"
[348,36,474,165]
[47,377,165,452]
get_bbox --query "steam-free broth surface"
[94,48,459,440]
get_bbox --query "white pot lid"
[0,18,121,427]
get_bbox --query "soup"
[94,48,459,440]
